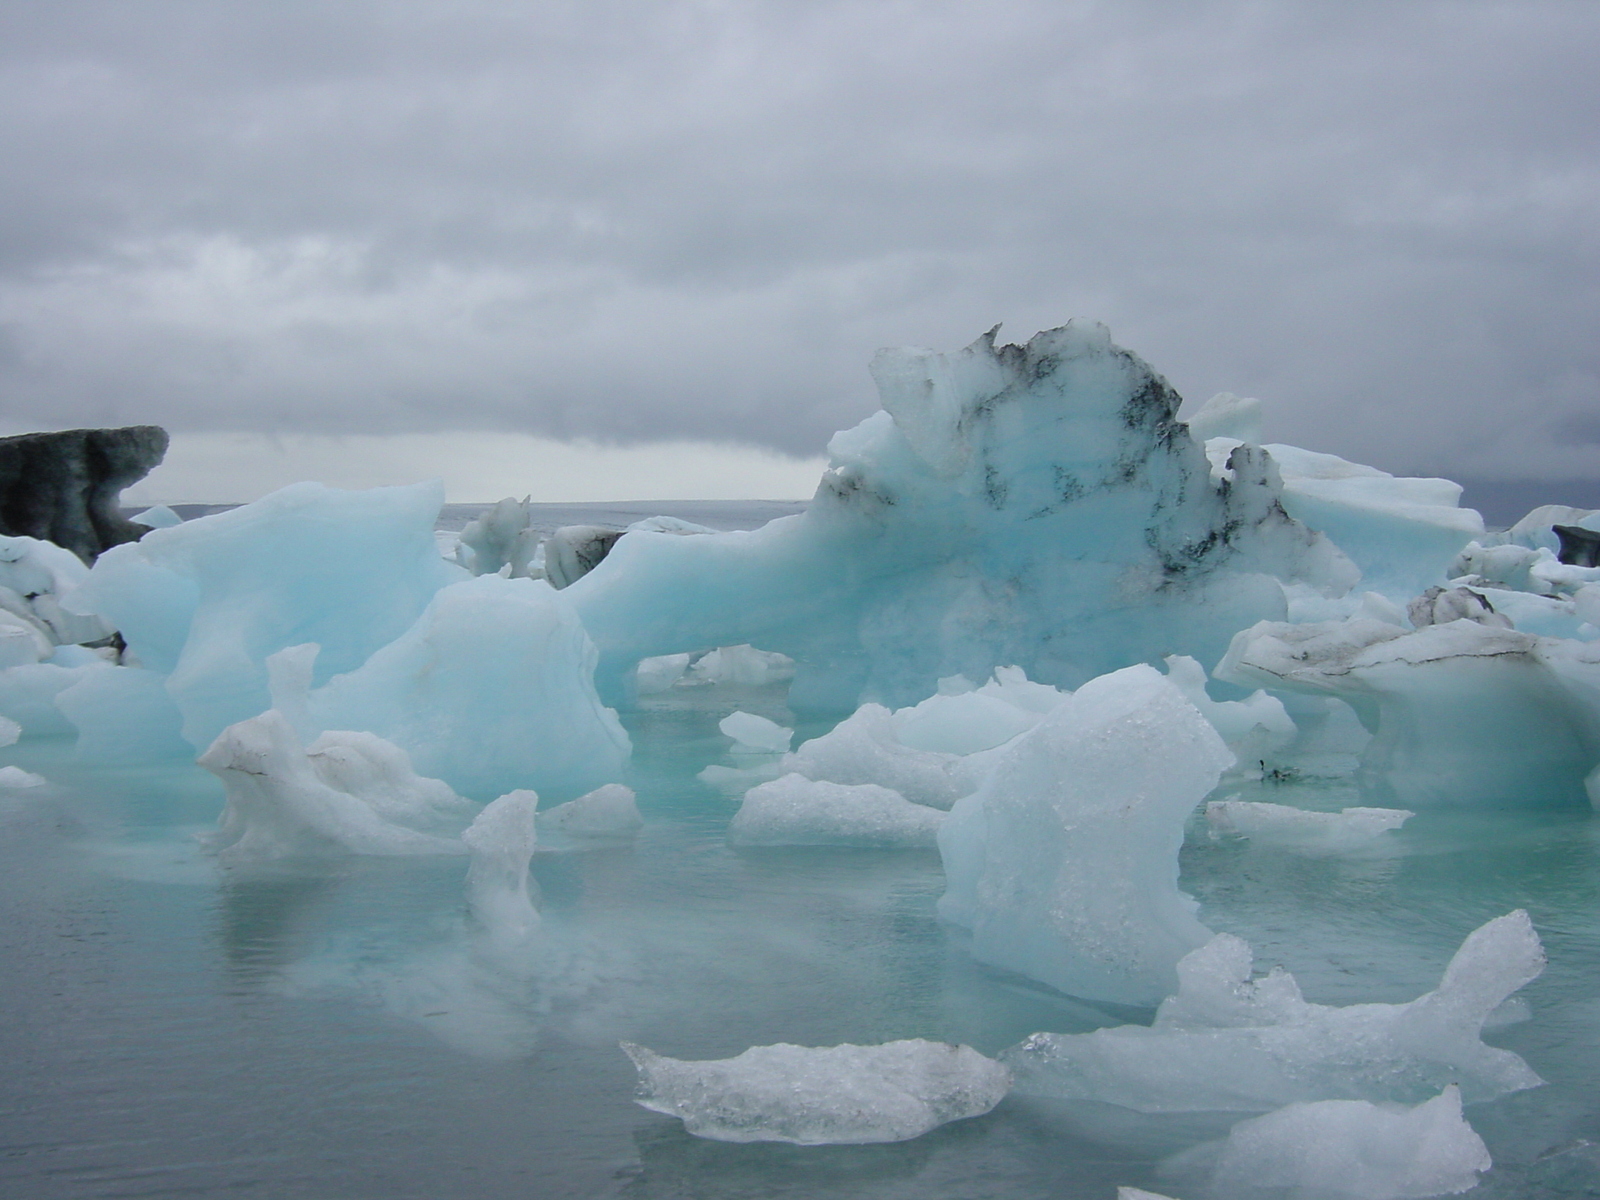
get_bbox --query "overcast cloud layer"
[1,0,1597,483]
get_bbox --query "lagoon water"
[5,503,1600,1199]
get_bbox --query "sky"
[2,0,1597,502]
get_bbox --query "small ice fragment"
[1205,799,1412,854]
[0,765,46,788]
[1205,1086,1490,1198]
[537,783,642,838]
[636,653,691,694]
[1118,1190,1183,1200]
[620,1039,1010,1144]
[462,789,541,945]
[0,714,19,747]
[728,773,944,848]
[719,710,793,754]
[688,645,795,687]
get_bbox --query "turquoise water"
[4,676,1600,1199]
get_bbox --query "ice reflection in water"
[1,677,1599,1199]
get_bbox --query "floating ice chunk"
[0,713,17,747]
[728,773,944,848]
[537,783,642,838]
[197,709,466,860]
[635,652,691,694]
[129,505,182,530]
[306,730,468,825]
[307,575,631,800]
[620,1039,1010,1144]
[544,525,624,590]
[462,789,541,947]
[939,664,1232,1005]
[456,496,540,579]
[1201,1086,1490,1198]
[719,710,793,754]
[1205,799,1412,855]
[1005,911,1545,1111]
[0,765,46,788]
[65,481,464,751]
[689,645,795,687]
[782,703,978,810]
[697,761,786,791]
[626,515,719,535]
[1219,616,1600,807]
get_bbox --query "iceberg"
[727,774,944,848]
[567,323,1356,711]
[1217,615,1600,807]
[1195,1086,1491,1198]
[197,709,467,860]
[64,481,465,752]
[305,574,631,800]
[1004,911,1544,1111]
[620,1039,1011,1144]
[938,664,1233,1005]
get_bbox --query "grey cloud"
[0,0,1596,475]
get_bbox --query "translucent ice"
[65,482,464,751]
[1005,912,1545,1111]
[1162,654,1295,762]
[1205,799,1412,855]
[1204,438,1483,601]
[0,713,17,746]
[197,709,466,860]
[727,774,944,848]
[455,496,539,579]
[537,783,642,838]
[718,710,793,754]
[305,729,470,826]
[569,324,1355,711]
[782,703,980,810]
[461,789,541,948]
[938,664,1233,1005]
[1218,616,1600,807]
[1200,1086,1490,1198]
[0,764,46,788]
[620,1039,1011,1144]
[306,575,631,800]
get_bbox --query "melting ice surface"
[6,324,1600,1198]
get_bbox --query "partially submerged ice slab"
[1004,911,1544,1111]
[620,1039,1010,1144]
[728,774,944,848]
[1217,615,1600,806]
[567,323,1357,711]
[1205,799,1412,855]
[1196,1086,1490,1199]
[939,664,1233,1006]
[198,709,467,860]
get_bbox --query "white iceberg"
[620,1039,1010,1144]
[537,783,642,839]
[718,710,793,754]
[1198,1086,1490,1198]
[1005,911,1544,1111]
[728,773,944,848]
[1205,798,1412,855]
[939,664,1233,1005]
[197,709,466,861]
